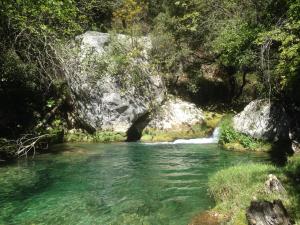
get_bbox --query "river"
[0,143,267,225]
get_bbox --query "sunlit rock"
[265,174,286,194]
[233,99,290,141]
[147,97,204,131]
[62,31,165,133]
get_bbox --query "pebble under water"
[0,143,268,225]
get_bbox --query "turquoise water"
[0,143,267,225]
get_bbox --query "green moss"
[140,124,212,142]
[223,142,248,152]
[64,131,126,143]
[204,111,224,129]
[140,134,153,142]
[219,116,272,152]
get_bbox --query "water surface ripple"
[0,143,267,225]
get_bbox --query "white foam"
[173,127,220,144]
[143,127,220,145]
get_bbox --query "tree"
[113,0,148,31]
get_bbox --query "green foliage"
[203,112,224,129]
[219,116,271,151]
[77,0,120,31]
[113,0,147,30]
[211,20,257,69]
[65,131,126,143]
[256,1,300,98]
[0,0,299,157]
[0,49,43,137]
[150,13,191,79]
[141,124,212,142]
[85,32,154,94]
[0,0,90,38]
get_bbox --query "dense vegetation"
[0,0,299,156]
[1,1,300,224]
[1,0,299,133]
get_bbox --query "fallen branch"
[15,134,51,158]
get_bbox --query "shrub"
[219,116,271,151]
[64,131,126,143]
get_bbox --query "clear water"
[0,143,267,225]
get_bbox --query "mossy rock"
[140,134,153,142]
[223,142,248,152]
[151,134,174,142]
[141,124,213,143]
[64,130,126,143]
[204,112,224,129]
[223,142,272,152]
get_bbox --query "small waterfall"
[143,127,220,145]
[173,127,220,144]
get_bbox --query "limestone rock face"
[63,31,165,133]
[146,97,204,131]
[233,99,290,141]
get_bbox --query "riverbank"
[201,155,300,225]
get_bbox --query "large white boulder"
[63,31,165,133]
[146,97,204,131]
[233,99,290,141]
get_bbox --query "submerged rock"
[246,200,293,225]
[233,99,290,141]
[62,31,165,133]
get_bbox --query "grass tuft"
[219,116,272,152]
[208,160,300,224]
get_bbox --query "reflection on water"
[0,143,268,225]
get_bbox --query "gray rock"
[265,174,286,194]
[146,97,204,131]
[291,140,300,154]
[233,99,290,141]
[62,31,165,133]
[246,200,293,225]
